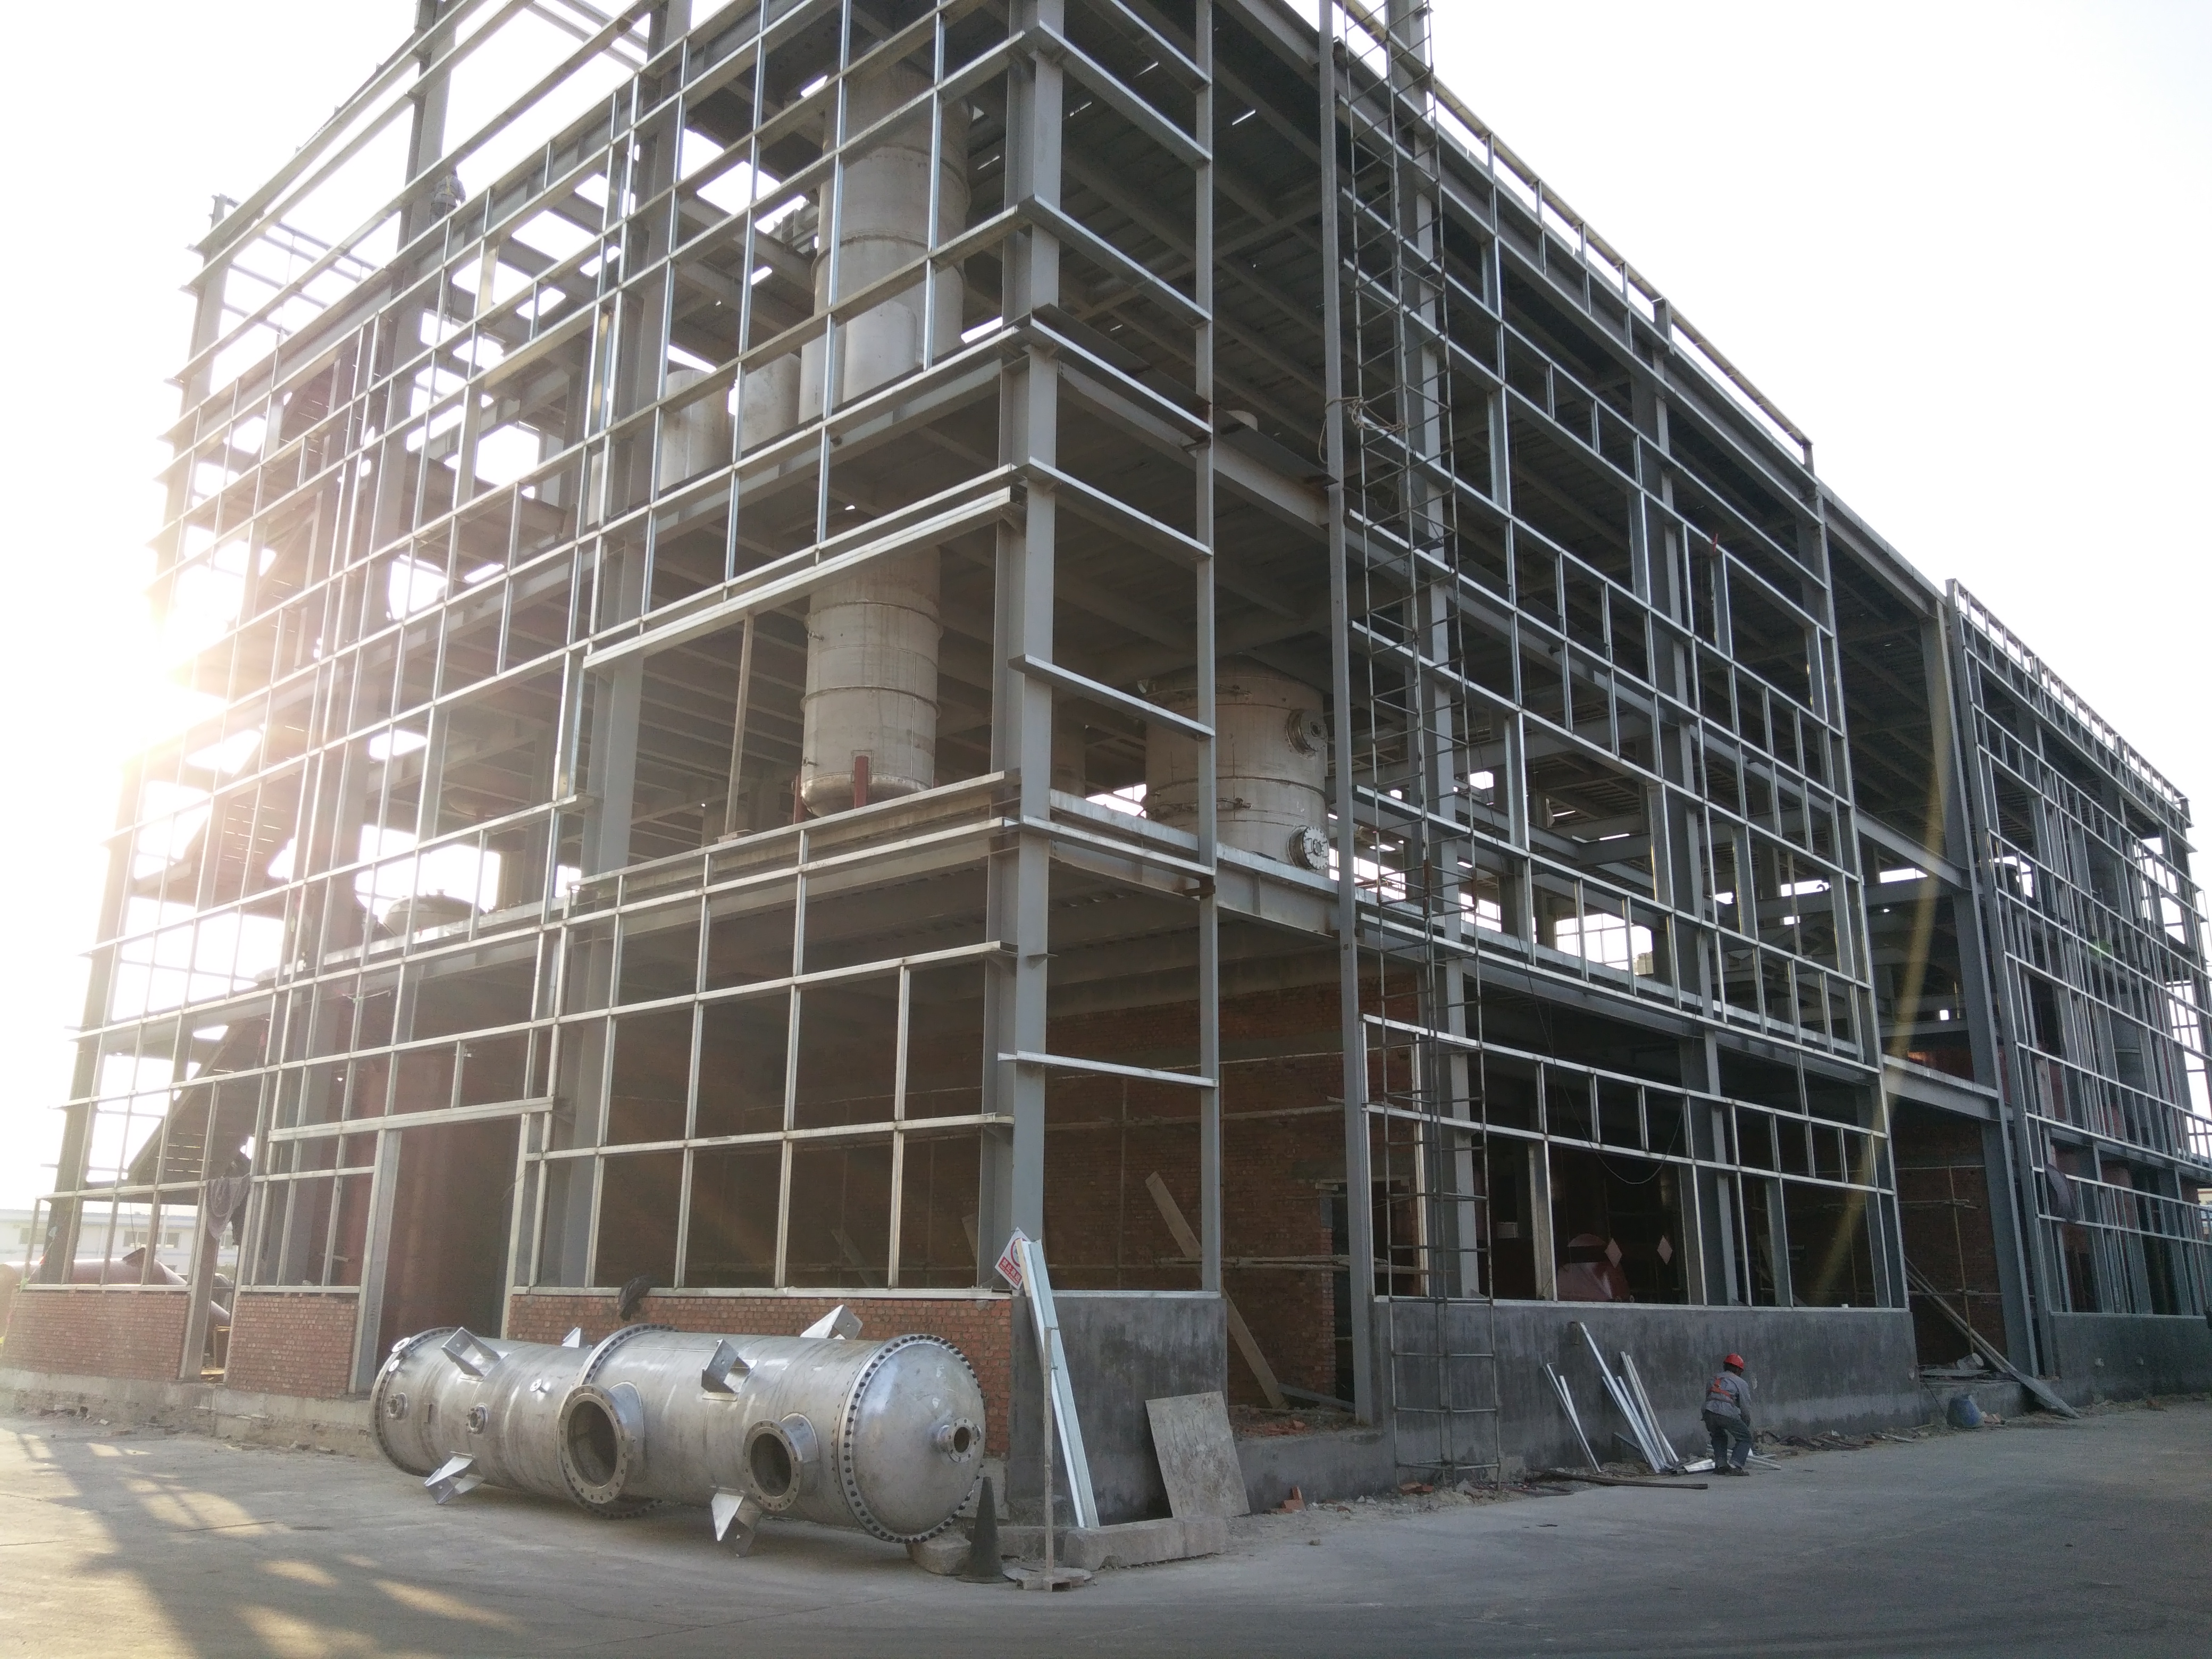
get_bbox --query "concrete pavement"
[1,1401,2206,1656]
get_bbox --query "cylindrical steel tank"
[1145,659,1330,868]
[796,63,968,422]
[800,550,941,813]
[738,62,966,455]
[658,367,733,490]
[374,1327,604,1509]
[43,1254,229,1330]
[796,62,968,816]
[371,1322,984,1542]
[739,354,800,453]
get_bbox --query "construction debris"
[1570,1325,1685,1475]
[1905,1264,2080,1419]
[1147,1175,1287,1411]
[1544,1363,1601,1469]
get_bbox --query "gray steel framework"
[1318,1,1890,1471]
[1948,586,2212,1358]
[15,0,2203,1466]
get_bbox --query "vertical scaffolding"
[1324,0,1498,1481]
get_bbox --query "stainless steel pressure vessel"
[371,1320,985,1542]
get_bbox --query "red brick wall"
[508,1292,1013,1452]
[0,1287,188,1381]
[497,983,1356,1426]
[1224,1058,1344,1401]
[1043,981,1347,1405]
[225,1292,362,1399]
[1893,1115,2008,1359]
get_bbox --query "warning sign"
[995,1228,1029,1290]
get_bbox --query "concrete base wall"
[2048,1312,2212,1401]
[0,1366,375,1454]
[1236,1426,1395,1510]
[1010,1291,1226,1527]
[1378,1300,1928,1475]
[39,1291,2196,1518]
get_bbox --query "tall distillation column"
[750,62,968,815]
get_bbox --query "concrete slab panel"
[1145,1390,1251,1519]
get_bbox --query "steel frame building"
[10,0,2209,1495]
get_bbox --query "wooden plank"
[1145,1172,1288,1410]
[1904,1261,2079,1419]
[1144,1390,1250,1519]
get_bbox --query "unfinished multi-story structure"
[7,0,2209,1507]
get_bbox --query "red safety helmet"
[1723,1353,1746,1371]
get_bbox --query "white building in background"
[0,1205,195,1275]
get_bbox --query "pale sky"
[0,3,2205,1212]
